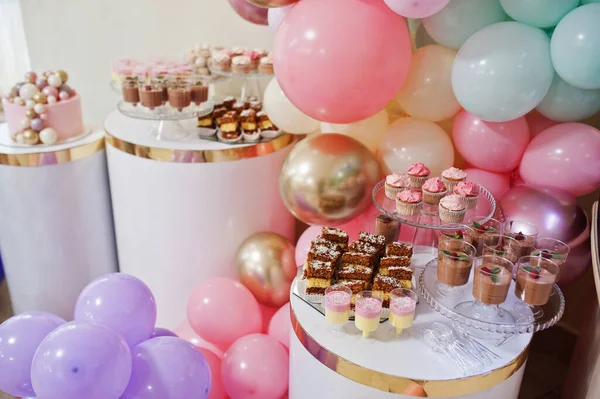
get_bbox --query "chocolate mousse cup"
[189,74,208,105]
[437,238,476,289]
[438,225,476,250]
[481,234,519,270]
[504,220,539,257]
[532,238,569,281]
[465,216,502,255]
[374,214,401,245]
[122,76,140,105]
[472,256,514,305]
[138,80,163,110]
[167,79,192,112]
[515,256,559,307]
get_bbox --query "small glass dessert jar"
[138,79,164,110]
[515,256,559,307]
[388,288,417,336]
[481,233,520,267]
[374,214,401,246]
[504,220,539,257]
[465,216,503,255]
[121,75,141,105]
[436,238,476,297]
[167,77,192,112]
[324,286,352,338]
[189,74,209,105]
[532,237,570,281]
[438,225,476,249]
[354,291,384,338]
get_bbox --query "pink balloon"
[519,123,600,197]
[268,5,293,32]
[453,110,530,173]
[384,0,450,18]
[274,0,412,123]
[173,319,225,358]
[198,348,227,399]
[227,0,268,25]
[268,303,291,350]
[464,168,510,200]
[499,185,591,286]
[260,304,279,333]
[525,110,558,138]
[222,334,289,399]
[187,277,262,348]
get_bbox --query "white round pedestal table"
[290,251,532,399]
[104,111,297,328]
[0,125,118,320]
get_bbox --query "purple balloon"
[499,185,591,286]
[228,0,268,25]
[0,312,65,397]
[30,117,44,131]
[74,273,157,347]
[151,327,178,338]
[120,337,211,399]
[31,321,131,399]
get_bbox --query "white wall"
[19,0,274,126]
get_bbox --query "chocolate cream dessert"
[515,266,555,306]
[472,264,512,305]
[437,250,473,286]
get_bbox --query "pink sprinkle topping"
[325,291,351,312]
[355,297,382,318]
[390,297,416,316]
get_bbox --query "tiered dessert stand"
[207,61,273,101]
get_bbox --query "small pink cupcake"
[232,56,251,74]
[406,162,431,188]
[385,173,410,200]
[245,50,262,70]
[396,189,423,216]
[439,194,467,223]
[441,167,467,192]
[211,52,231,72]
[453,181,480,209]
[422,177,448,205]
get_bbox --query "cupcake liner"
[422,189,448,205]
[439,206,466,223]
[242,131,261,142]
[385,184,405,200]
[408,175,428,189]
[396,200,423,216]
[217,129,242,143]
[462,195,479,209]
[260,129,281,139]
[442,176,465,192]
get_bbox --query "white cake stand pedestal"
[104,111,297,328]
[289,250,532,399]
[0,125,118,320]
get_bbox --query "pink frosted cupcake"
[385,173,410,200]
[439,194,467,223]
[396,189,423,216]
[441,167,467,192]
[453,181,480,209]
[406,163,431,188]
[422,177,448,205]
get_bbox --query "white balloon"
[321,109,389,153]
[39,127,58,144]
[19,83,39,101]
[263,77,320,134]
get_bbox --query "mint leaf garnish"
[491,275,499,283]
[491,267,501,274]
[473,221,481,228]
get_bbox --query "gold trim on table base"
[105,132,296,163]
[290,306,529,397]
[0,138,105,166]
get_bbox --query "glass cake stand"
[372,180,497,253]
[117,100,213,141]
[208,61,273,101]
[418,259,565,337]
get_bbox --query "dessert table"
[289,250,533,399]
[104,111,297,327]
[0,124,118,320]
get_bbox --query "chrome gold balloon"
[279,133,382,226]
[245,0,298,7]
[22,129,40,145]
[236,232,297,307]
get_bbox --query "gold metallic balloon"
[33,92,47,104]
[25,109,36,119]
[236,232,297,307]
[245,0,298,7]
[22,129,40,145]
[56,70,68,84]
[279,133,382,226]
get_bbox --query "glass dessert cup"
[388,288,417,338]
[504,220,539,257]
[436,239,476,298]
[375,214,401,246]
[121,75,141,106]
[514,256,559,321]
[455,256,515,328]
[354,290,384,340]
[465,216,503,256]
[481,234,520,273]
[324,286,352,338]
[167,77,192,112]
[438,225,476,249]
[532,238,570,282]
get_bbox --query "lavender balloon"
[120,337,211,399]
[30,118,44,131]
[74,273,157,347]
[0,312,65,397]
[151,327,178,338]
[31,321,132,399]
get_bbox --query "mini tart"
[439,194,467,223]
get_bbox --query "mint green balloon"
[582,0,600,4]
[536,74,600,122]
[452,22,554,122]
[499,0,579,28]
[551,4,600,90]
[423,0,507,50]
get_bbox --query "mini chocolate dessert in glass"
[438,225,475,249]
[504,220,539,257]
[465,216,502,255]
[138,80,163,110]
[167,78,192,112]
[189,74,208,105]
[121,76,140,105]
[481,233,519,266]
[514,255,559,320]
[436,238,476,297]
[374,214,401,246]
[532,237,570,281]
